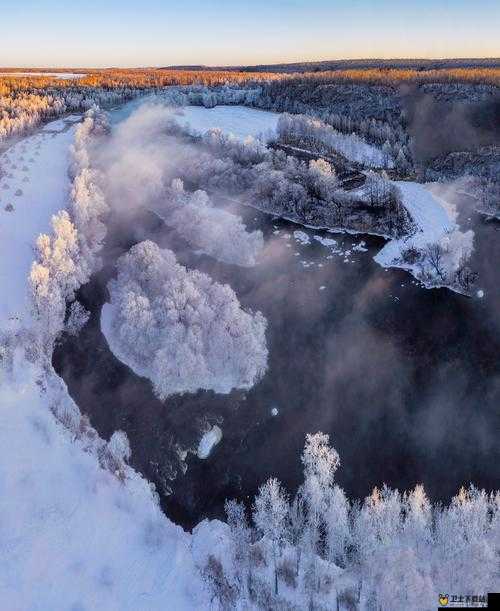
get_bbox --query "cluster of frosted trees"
[202,433,500,611]
[159,85,261,109]
[0,87,138,141]
[253,77,412,150]
[277,113,391,169]
[0,92,66,140]
[29,108,109,350]
[101,240,268,400]
[471,176,500,221]
[400,230,476,294]
[163,121,412,237]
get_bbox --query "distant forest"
[163,57,500,72]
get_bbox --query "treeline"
[1,65,497,98]
[0,88,139,141]
[200,432,500,611]
[0,69,283,96]
[251,66,500,86]
[225,57,500,73]
[29,108,109,353]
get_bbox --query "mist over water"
[54,101,500,529]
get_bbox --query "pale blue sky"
[1,0,498,67]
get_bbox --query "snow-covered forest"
[200,433,500,610]
[0,64,499,611]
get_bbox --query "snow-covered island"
[101,241,268,400]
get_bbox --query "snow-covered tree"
[252,478,289,595]
[65,300,90,336]
[225,499,252,596]
[108,430,131,463]
[324,485,350,568]
[301,432,340,527]
[288,489,307,576]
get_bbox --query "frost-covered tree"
[30,210,84,347]
[252,478,289,595]
[301,432,340,529]
[288,489,307,576]
[324,485,350,568]
[65,300,90,336]
[108,430,131,463]
[225,499,252,596]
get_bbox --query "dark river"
[53,103,500,530]
[53,199,500,530]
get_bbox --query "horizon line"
[1,56,499,71]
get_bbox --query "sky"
[0,0,499,68]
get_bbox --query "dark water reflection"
[54,195,500,530]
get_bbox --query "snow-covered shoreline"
[0,115,81,331]
[375,181,475,295]
[0,116,214,610]
[228,179,475,295]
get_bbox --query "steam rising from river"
[96,104,263,266]
[55,100,500,523]
[94,103,269,399]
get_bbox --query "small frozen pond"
[177,105,280,141]
[108,99,280,143]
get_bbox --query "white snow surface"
[197,425,223,459]
[0,118,77,331]
[0,356,209,611]
[179,105,280,141]
[293,230,311,245]
[314,235,337,247]
[0,120,213,610]
[374,181,474,287]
